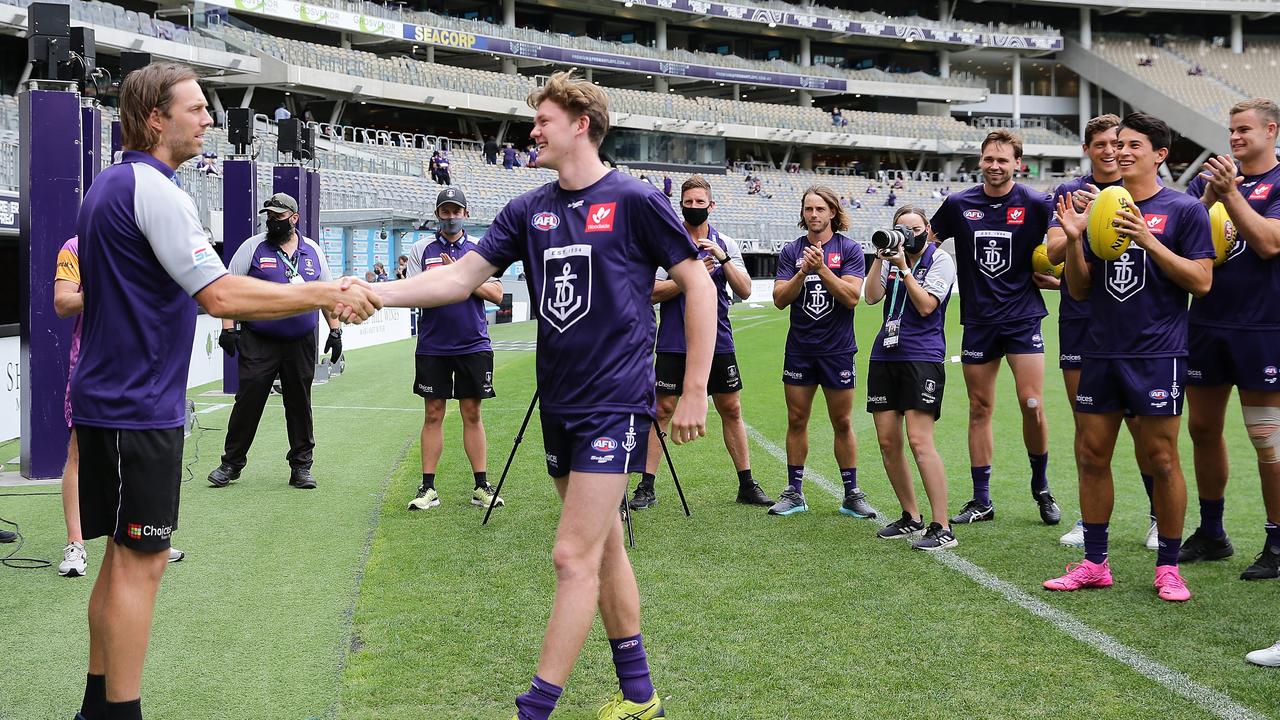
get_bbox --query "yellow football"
[1031,243,1063,278]
[1209,201,1237,267]
[1087,185,1136,261]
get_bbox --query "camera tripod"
[482,390,691,548]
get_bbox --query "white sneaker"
[1060,519,1085,547]
[168,547,185,563]
[1145,517,1159,551]
[1246,641,1280,667]
[58,541,87,577]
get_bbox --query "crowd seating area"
[0,0,226,50]
[1093,34,1245,121]
[1176,37,1280,101]
[217,26,1073,148]
[311,0,1058,46]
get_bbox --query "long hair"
[797,185,849,233]
[119,62,199,152]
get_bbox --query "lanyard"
[276,249,301,278]
[886,257,923,322]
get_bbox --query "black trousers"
[221,327,317,471]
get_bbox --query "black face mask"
[265,218,293,244]
[681,206,709,227]
[904,230,928,256]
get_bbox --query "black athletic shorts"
[77,425,184,552]
[866,360,946,419]
[413,351,496,400]
[654,352,743,396]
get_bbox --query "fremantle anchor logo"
[974,230,1011,278]
[1106,247,1146,302]
[803,276,832,320]
[622,425,637,453]
[540,244,592,332]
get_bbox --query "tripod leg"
[657,430,691,517]
[483,390,539,525]
[621,498,635,549]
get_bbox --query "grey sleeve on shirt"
[227,235,263,276]
[133,165,228,296]
[921,248,956,300]
[302,237,331,281]
[655,267,670,282]
[405,239,428,279]
[720,235,749,300]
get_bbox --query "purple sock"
[1157,535,1182,568]
[971,466,992,506]
[1199,497,1226,538]
[80,674,106,720]
[840,467,858,495]
[515,675,563,720]
[1029,452,1049,495]
[787,465,804,492]
[1266,521,1280,553]
[104,699,141,720]
[609,634,655,703]
[1083,522,1109,564]
[1141,473,1155,518]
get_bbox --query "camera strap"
[883,246,932,349]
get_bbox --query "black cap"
[435,187,467,211]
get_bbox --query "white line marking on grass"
[196,403,230,414]
[731,315,785,333]
[743,421,1265,720]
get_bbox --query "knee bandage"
[1242,406,1280,463]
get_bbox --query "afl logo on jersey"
[532,212,561,231]
[964,209,984,221]
[1149,389,1169,400]
[592,437,618,452]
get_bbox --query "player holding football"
[1047,112,1214,602]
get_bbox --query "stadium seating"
[0,0,226,51]
[1092,34,1245,121]
[1174,37,1280,102]
[214,26,1073,148]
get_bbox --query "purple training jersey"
[869,244,956,363]
[655,225,742,355]
[930,183,1052,326]
[1049,174,1123,321]
[775,233,866,356]
[72,150,229,429]
[473,170,698,415]
[227,232,331,340]
[1187,163,1280,329]
[1083,187,1214,358]
[407,231,497,356]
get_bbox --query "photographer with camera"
[864,206,958,550]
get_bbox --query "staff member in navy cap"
[207,192,341,490]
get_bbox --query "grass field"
[2,292,1278,720]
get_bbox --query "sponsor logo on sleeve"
[826,252,842,268]
[192,245,217,267]
[1006,207,1025,225]
[585,202,617,233]
[1250,183,1273,201]
[258,257,278,269]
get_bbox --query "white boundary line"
[743,421,1265,720]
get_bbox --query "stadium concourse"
[3,0,1280,717]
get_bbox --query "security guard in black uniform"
[207,193,342,489]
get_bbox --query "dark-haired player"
[1047,112,1213,602]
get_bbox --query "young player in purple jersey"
[628,175,773,510]
[1047,112,1214,603]
[864,206,958,550]
[770,186,874,518]
[364,71,715,720]
[404,187,507,513]
[1047,115,1161,552]
[1182,98,1280,581]
[70,63,378,720]
[929,130,1061,527]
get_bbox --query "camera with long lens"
[871,224,914,254]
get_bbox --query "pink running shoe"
[1043,559,1114,591]
[1154,565,1191,602]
